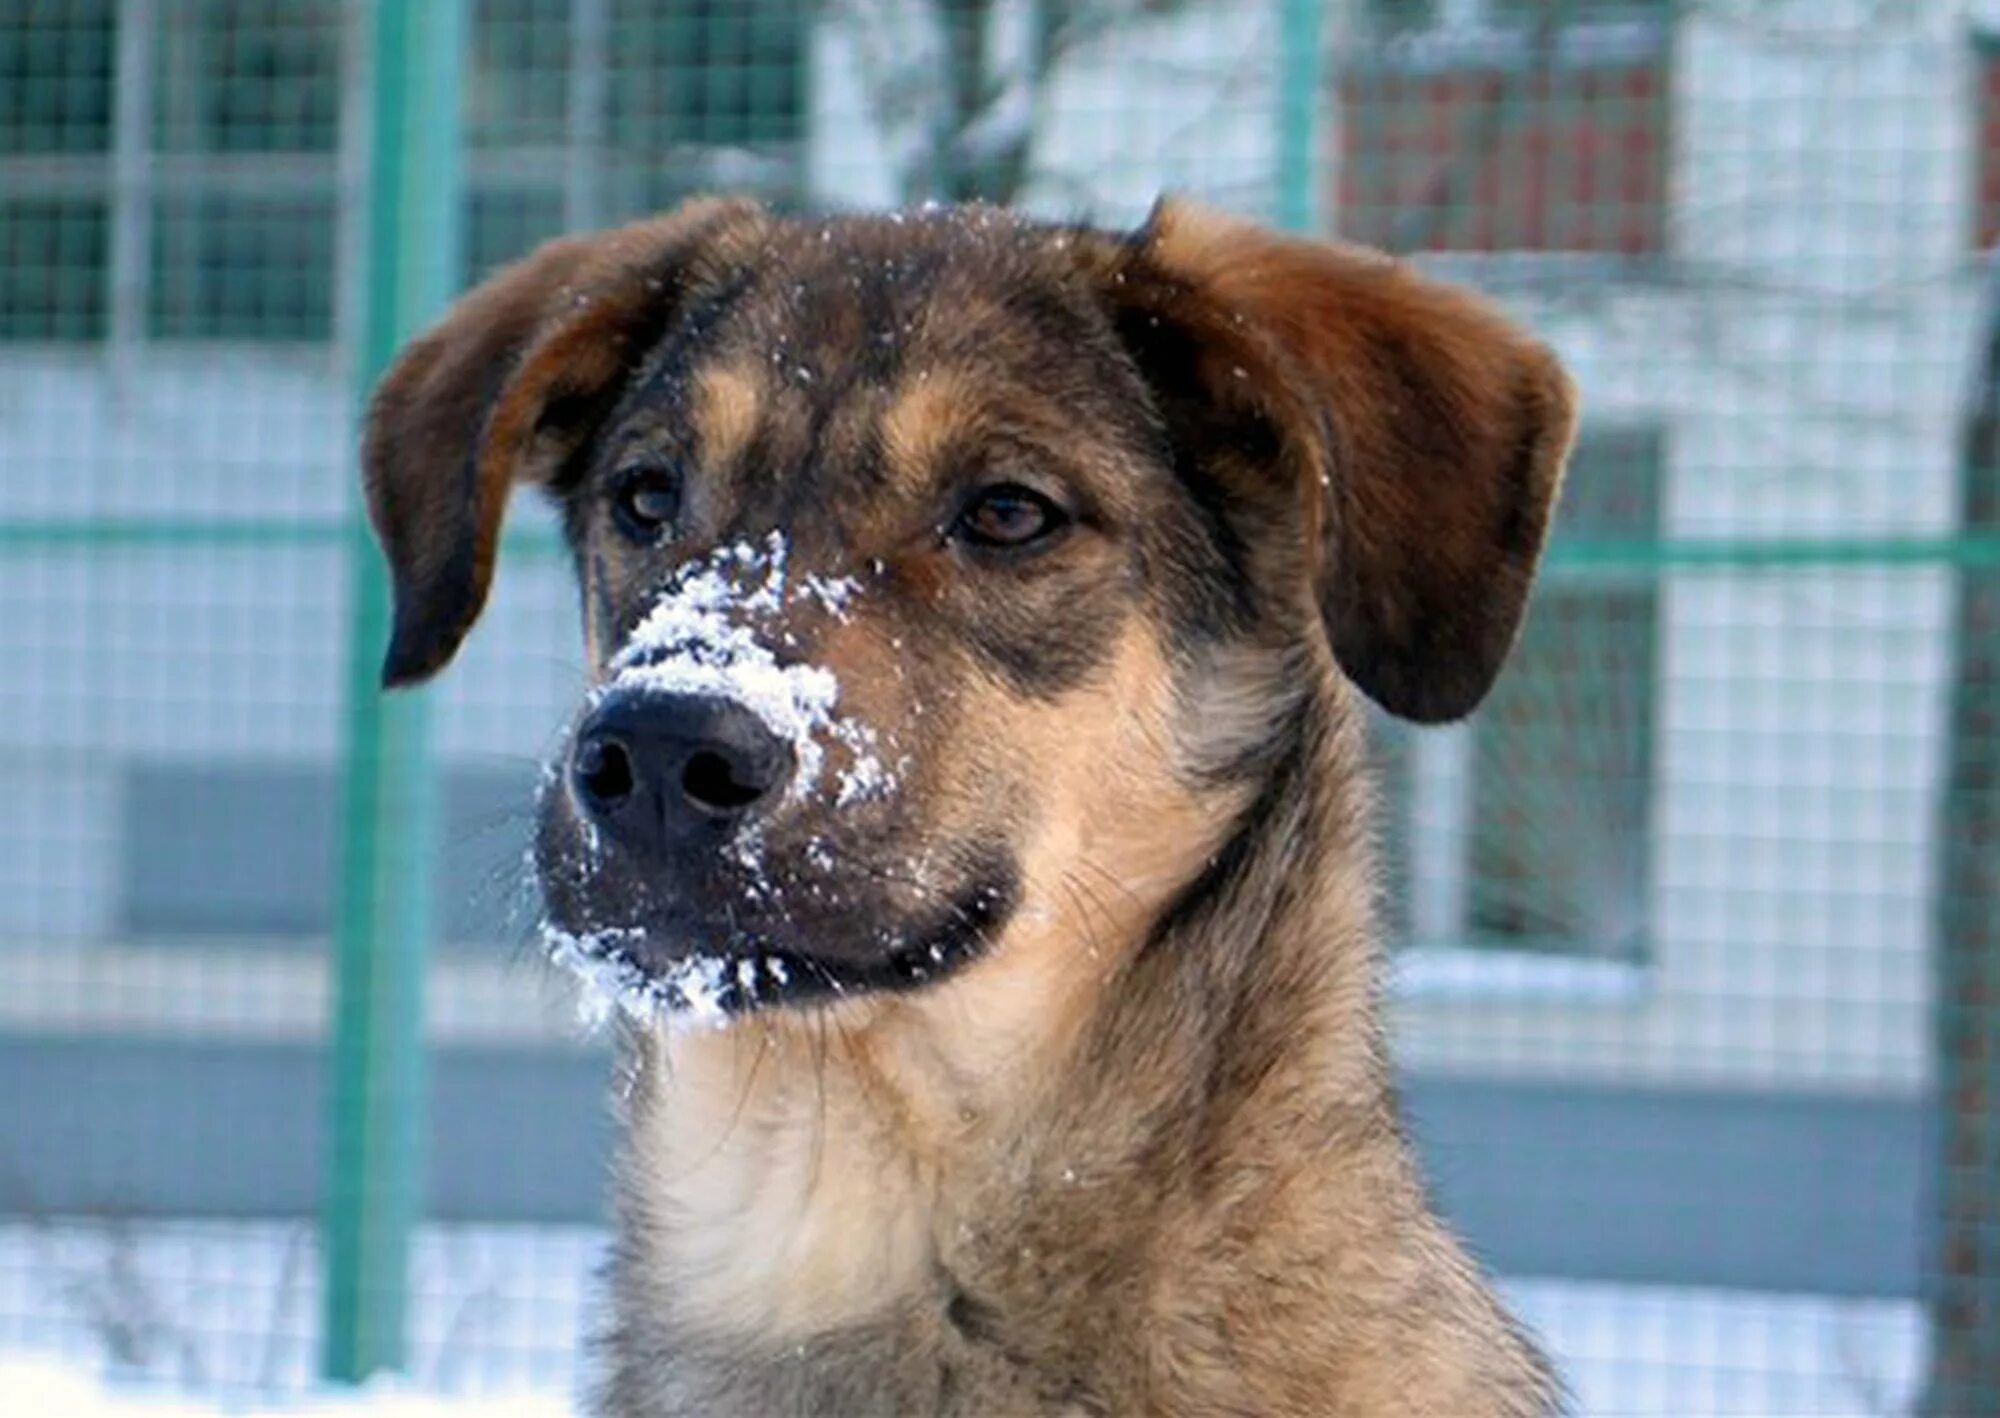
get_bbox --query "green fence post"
[1926,257,2000,1418]
[322,0,466,1384]
[1275,0,1324,234]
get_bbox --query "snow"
[600,533,888,807]
[540,923,798,1031]
[0,1360,566,1416]
[0,1220,598,1412]
[0,1218,1929,1417]
[831,734,892,807]
[800,571,859,616]
[539,923,733,1030]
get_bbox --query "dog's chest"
[621,1042,939,1341]
[609,1033,1137,1414]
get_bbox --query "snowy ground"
[0,1360,566,1416]
[0,1219,1926,1416]
[0,1221,599,1406]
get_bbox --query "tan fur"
[880,368,990,496]
[689,362,767,475]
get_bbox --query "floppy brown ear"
[1092,199,1577,723]
[362,196,765,687]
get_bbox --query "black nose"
[570,691,795,851]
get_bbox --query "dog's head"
[364,197,1574,1023]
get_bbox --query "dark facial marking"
[958,574,1126,699]
[1109,305,1271,641]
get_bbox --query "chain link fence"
[0,0,1995,1413]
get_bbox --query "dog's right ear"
[362,197,764,688]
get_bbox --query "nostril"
[576,735,635,808]
[682,748,767,814]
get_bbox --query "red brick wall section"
[1336,61,1667,256]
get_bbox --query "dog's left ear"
[1087,199,1578,723]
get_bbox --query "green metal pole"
[322,0,465,1384]
[1924,256,2000,1418]
[1275,0,1325,234]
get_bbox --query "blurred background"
[0,0,1996,1413]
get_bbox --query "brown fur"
[362,197,1576,1415]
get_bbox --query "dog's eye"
[612,464,682,543]
[953,483,1068,552]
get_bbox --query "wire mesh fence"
[0,0,1995,1413]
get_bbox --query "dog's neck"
[611,675,1387,1305]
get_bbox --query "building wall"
[0,2,1983,1104]
[1377,4,1983,1094]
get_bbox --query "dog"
[361,196,1576,1416]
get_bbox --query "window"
[0,0,807,342]
[466,0,806,278]
[1386,428,1663,962]
[148,0,341,340]
[1,2,117,339]
[1336,0,1671,257]
[0,0,339,343]
[121,762,540,948]
[1465,428,1661,958]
